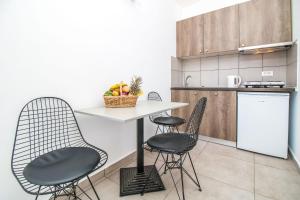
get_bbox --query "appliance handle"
[237,76,242,86]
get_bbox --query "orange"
[122,86,130,93]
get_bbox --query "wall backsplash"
[171,48,298,88]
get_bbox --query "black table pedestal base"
[120,165,165,196]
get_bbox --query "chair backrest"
[148,91,163,101]
[184,97,207,144]
[147,91,169,121]
[11,97,86,193]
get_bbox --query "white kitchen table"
[75,100,188,196]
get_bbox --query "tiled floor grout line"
[255,192,279,200]
[255,161,299,172]
[198,144,254,164]
[197,173,255,194]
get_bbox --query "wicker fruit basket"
[103,95,138,108]
[103,76,142,108]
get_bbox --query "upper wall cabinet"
[239,0,292,47]
[176,18,192,57]
[176,15,204,58]
[204,5,239,54]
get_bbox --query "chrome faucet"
[184,75,192,87]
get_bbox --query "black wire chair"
[11,97,108,200]
[143,97,207,200]
[148,91,186,134]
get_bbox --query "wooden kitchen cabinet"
[176,15,204,58]
[176,18,193,57]
[239,0,292,47]
[204,5,239,54]
[172,90,237,141]
[191,15,204,56]
[171,90,190,127]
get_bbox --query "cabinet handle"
[192,92,198,95]
[200,49,202,53]
[241,44,245,47]
[205,49,209,53]
[214,92,218,96]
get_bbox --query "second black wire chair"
[143,97,207,200]
[148,91,186,134]
[11,97,108,200]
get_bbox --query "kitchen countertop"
[171,87,295,93]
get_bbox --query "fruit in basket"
[122,85,130,93]
[129,76,142,96]
[110,83,120,91]
[104,90,113,96]
[112,90,119,96]
[113,88,120,93]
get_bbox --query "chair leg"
[180,155,185,200]
[72,184,77,199]
[175,126,180,134]
[164,154,169,174]
[35,186,41,200]
[77,185,93,200]
[179,155,185,200]
[155,125,160,135]
[188,152,202,191]
[87,175,100,200]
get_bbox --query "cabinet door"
[177,16,204,58]
[171,90,190,131]
[191,15,204,56]
[239,0,292,47]
[176,19,193,57]
[215,91,237,141]
[198,91,237,141]
[204,5,239,54]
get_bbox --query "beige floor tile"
[164,175,254,200]
[255,194,275,200]
[81,178,143,200]
[189,140,207,160]
[254,154,297,171]
[195,150,254,192]
[204,142,254,163]
[255,164,300,200]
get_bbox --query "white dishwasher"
[237,92,290,159]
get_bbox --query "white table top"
[75,100,188,122]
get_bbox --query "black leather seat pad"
[153,116,185,126]
[23,147,100,186]
[147,133,196,154]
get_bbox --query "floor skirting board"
[288,146,300,172]
[198,135,236,147]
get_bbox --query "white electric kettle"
[227,75,242,88]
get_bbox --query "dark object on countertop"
[11,97,108,200]
[243,81,285,88]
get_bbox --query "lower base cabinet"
[171,90,237,141]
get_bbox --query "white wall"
[176,0,250,20]
[0,0,176,199]
[289,0,300,166]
